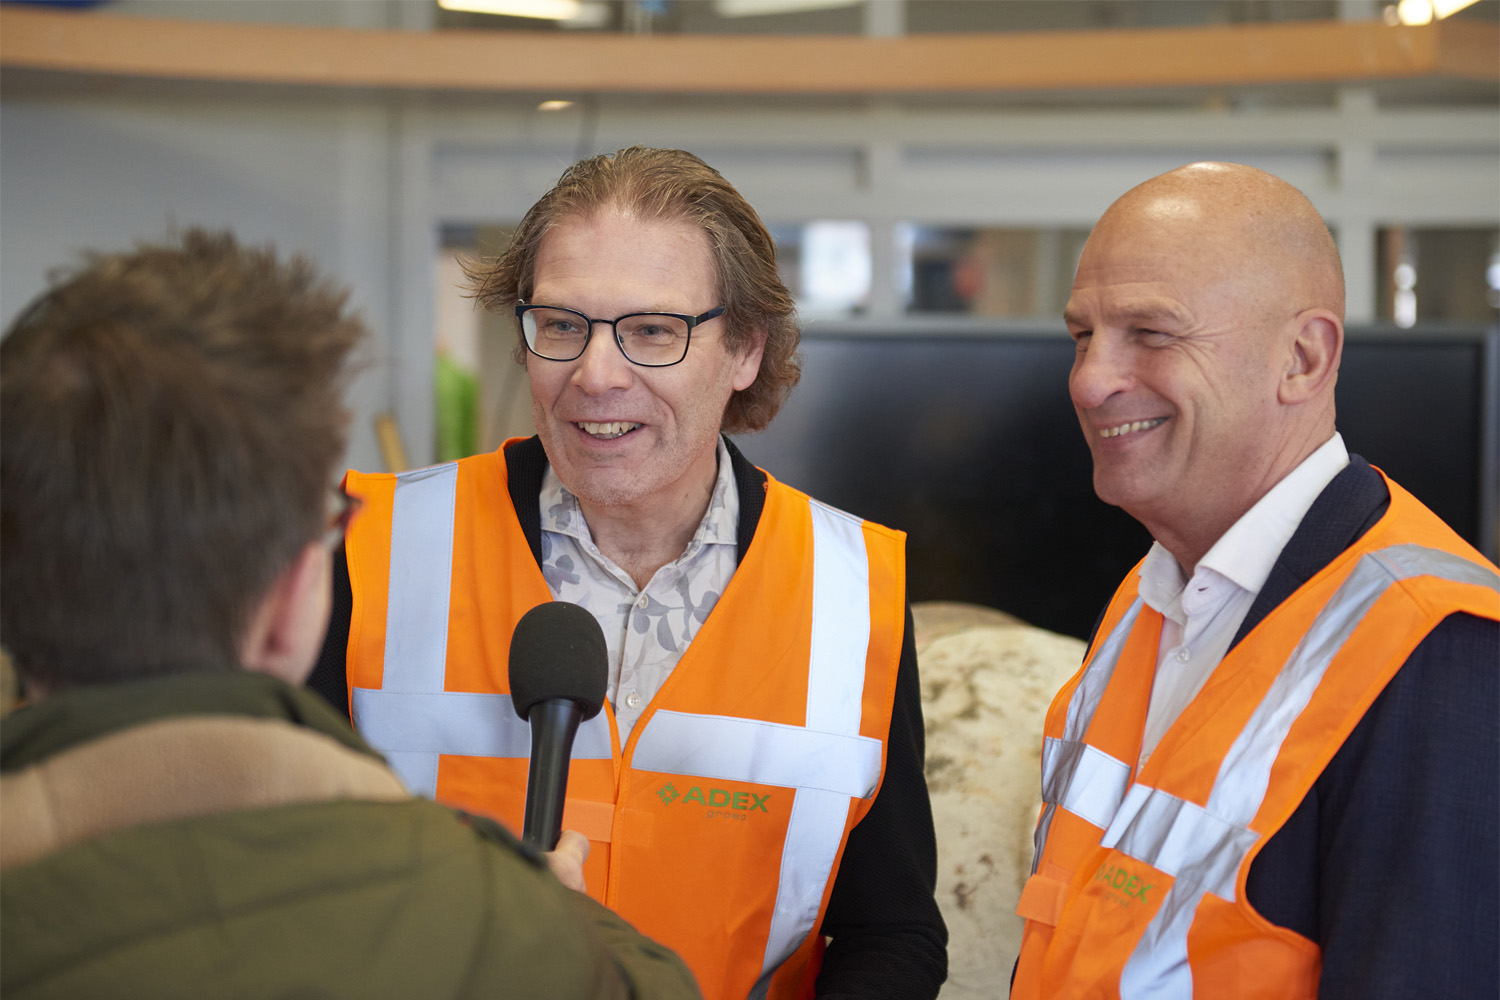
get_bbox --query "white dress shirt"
[1135,433,1349,766]
[537,436,740,746]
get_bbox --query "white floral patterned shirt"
[538,436,740,746]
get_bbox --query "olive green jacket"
[0,671,700,1000]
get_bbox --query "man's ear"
[239,542,332,686]
[1279,308,1342,406]
[730,328,767,392]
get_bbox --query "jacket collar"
[2,670,378,772]
[1230,454,1390,649]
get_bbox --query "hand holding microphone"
[508,601,608,853]
[546,830,591,892]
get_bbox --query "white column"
[1335,87,1380,325]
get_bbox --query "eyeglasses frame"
[514,302,727,368]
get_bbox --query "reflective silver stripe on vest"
[1110,544,1500,998]
[751,498,875,1000]
[353,689,615,757]
[352,462,616,795]
[1031,598,1143,874]
[1042,739,1133,831]
[353,471,885,996]
[380,463,459,693]
[806,501,870,735]
[631,711,881,798]
[351,463,458,796]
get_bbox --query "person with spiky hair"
[0,229,700,1000]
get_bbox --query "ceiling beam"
[1,6,1495,95]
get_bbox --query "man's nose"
[571,321,633,392]
[1068,332,1132,409]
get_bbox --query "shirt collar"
[1137,433,1348,619]
[1137,541,1189,625]
[539,435,740,555]
[1197,432,1348,594]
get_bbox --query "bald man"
[1013,163,1498,1000]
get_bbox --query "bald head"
[1065,162,1347,569]
[1104,162,1345,320]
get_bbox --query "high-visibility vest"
[1013,470,1500,1000]
[342,441,906,1000]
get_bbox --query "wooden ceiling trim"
[1,7,1494,94]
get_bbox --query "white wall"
[0,93,405,474]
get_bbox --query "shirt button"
[636,595,648,609]
[625,692,641,709]
[1176,648,1191,663]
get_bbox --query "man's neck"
[576,460,721,590]
[1154,430,1345,576]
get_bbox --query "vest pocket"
[1016,861,1072,927]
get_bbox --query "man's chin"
[555,468,648,512]
[1091,468,1159,515]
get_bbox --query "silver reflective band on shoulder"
[1066,598,1144,740]
[381,463,460,693]
[1030,598,1142,875]
[348,462,614,799]
[1111,543,1499,999]
[805,500,870,735]
[753,496,877,999]
[631,710,882,798]
[351,463,463,797]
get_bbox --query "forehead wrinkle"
[1110,299,1193,329]
[1067,288,1194,331]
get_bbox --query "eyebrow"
[1066,300,1192,331]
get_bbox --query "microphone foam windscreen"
[508,601,608,722]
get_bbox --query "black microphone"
[508,601,608,852]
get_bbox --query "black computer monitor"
[736,326,1497,640]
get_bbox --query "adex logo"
[1093,861,1154,908]
[657,782,770,822]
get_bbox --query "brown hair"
[467,146,800,434]
[0,229,365,691]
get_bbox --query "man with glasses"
[311,147,948,999]
[0,229,700,999]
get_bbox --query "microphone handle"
[522,698,584,851]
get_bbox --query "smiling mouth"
[577,421,642,440]
[1098,417,1167,439]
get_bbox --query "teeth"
[1099,418,1166,439]
[578,421,641,440]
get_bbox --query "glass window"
[769,221,872,317]
[1377,226,1500,327]
[898,224,1091,319]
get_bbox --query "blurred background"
[2,0,1496,638]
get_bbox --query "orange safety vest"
[342,441,906,1000]
[1013,471,1500,1000]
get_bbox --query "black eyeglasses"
[515,303,726,368]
